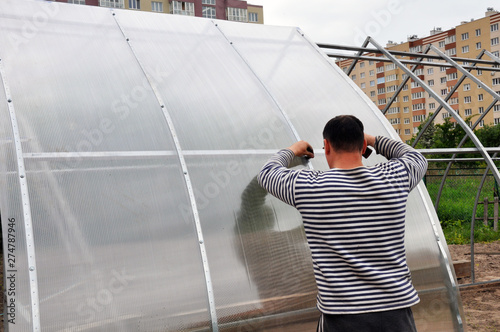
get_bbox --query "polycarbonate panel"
[0,0,464,331]
[24,158,211,331]
[0,0,174,153]
[185,155,318,330]
[112,10,297,151]
[215,21,465,331]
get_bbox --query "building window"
[477,69,482,75]
[492,23,499,32]
[463,83,471,91]
[99,0,124,7]
[202,6,216,18]
[493,78,500,86]
[377,77,385,84]
[412,103,425,111]
[462,45,469,53]
[495,105,500,112]
[351,74,356,81]
[377,87,386,94]
[440,66,446,72]
[465,109,472,116]
[479,120,484,127]
[427,68,434,75]
[403,96,409,102]
[227,7,248,22]
[378,98,387,105]
[464,96,471,103]
[443,112,451,119]
[248,12,258,22]
[413,114,426,122]
[447,72,458,81]
[428,79,434,86]
[412,92,424,99]
[449,97,459,105]
[404,107,410,113]
[172,1,195,16]
[370,91,376,97]
[404,118,410,124]
[389,118,400,124]
[151,1,163,12]
[129,0,140,9]
[369,70,374,76]
[476,28,481,36]
[478,94,483,101]
[376,66,384,73]
[461,32,469,40]
[476,42,482,50]
[429,103,436,109]
[68,0,85,4]
[403,84,408,91]
[492,37,499,46]
[387,107,400,114]
[360,62,365,68]
[370,80,375,87]
[439,41,445,48]
[445,35,456,44]
[441,88,448,95]
[361,83,366,89]
[440,77,447,84]
[445,48,456,56]
[404,129,411,135]
[479,107,484,114]
[495,118,500,125]
[360,72,365,79]
[202,0,215,4]
[386,63,396,71]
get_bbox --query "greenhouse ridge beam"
[324,53,500,72]
[317,43,500,67]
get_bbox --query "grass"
[424,169,500,244]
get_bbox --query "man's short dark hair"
[323,115,364,152]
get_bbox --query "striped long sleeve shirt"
[257,136,428,315]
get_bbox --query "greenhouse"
[0,0,465,330]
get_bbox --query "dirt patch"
[448,241,500,332]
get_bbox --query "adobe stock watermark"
[353,0,404,45]
[65,268,136,329]
[7,1,60,52]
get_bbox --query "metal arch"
[382,45,432,115]
[434,98,499,210]
[346,37,371,77]
[430,45,500,107]
[469,150,500,283]
[411,50,485,149]
[0,59,41,330]
[367,37,500,186]
[111,11,219,331]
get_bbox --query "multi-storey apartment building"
[337,8,500,142]
[55,0,264,24]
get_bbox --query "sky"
[248,0,497,48]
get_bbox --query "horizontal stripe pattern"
[258,136,428,314]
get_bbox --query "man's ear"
[324,139,330,154]
[361,138,367,154]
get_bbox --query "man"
[257,115,428,331]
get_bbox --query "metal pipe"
[317,42,500,66]
[327,53,500,72]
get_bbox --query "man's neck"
[329,152,363,169]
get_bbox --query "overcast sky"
[248,0,497,47]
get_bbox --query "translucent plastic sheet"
[0,0,464,331]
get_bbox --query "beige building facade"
[337,9,500,142]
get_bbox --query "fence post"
[484,198,489,226]
[494,197,498,232]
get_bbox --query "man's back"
[258,136,428,315]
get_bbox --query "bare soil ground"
[448,241,500,332]
[0,243,497,332]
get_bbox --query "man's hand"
[287,141,314,159]
[364,134,376,147]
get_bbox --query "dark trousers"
[317,307,417,332]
